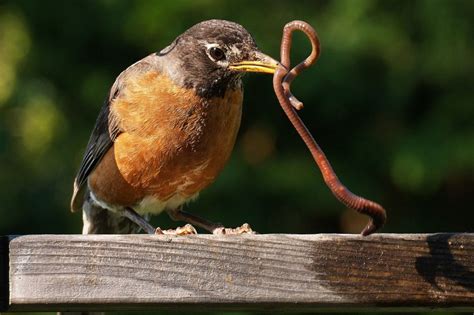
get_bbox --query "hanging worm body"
[274,20,387,236]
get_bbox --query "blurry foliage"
[0,1,473,313]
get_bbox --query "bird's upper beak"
[228,51,280,74]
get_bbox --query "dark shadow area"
[415,233,474,291]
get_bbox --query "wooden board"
[1,233,473,312]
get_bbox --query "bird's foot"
[212,223,255,235]
[155,224,197,235]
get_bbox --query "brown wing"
[70,78,123,212]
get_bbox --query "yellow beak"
[229,51,279,74]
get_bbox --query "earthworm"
[273,20,387,236]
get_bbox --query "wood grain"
[2,233,474,312]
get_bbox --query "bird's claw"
[212,223,255,235]
[155,224,197,235]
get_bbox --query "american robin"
[71,19,279,235]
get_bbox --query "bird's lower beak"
[229,51,280,74]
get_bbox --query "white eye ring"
[204,43,227,63]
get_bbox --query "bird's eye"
[208,47,226,61]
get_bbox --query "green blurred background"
[0,0,473,314]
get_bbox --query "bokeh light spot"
[240,124,276,165]
[17,95,63,155]
[0,11,31,106]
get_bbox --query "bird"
[71,19,279,235]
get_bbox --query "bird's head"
[158,19,279,97]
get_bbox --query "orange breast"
[88,71,243,209]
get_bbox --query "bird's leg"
[166,207,255,235]
[166,207,222,232]
[122,207,156,235]
[122,207,197,235]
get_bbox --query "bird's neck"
[194,75,243,98]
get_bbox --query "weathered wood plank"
[3,233,474,312]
